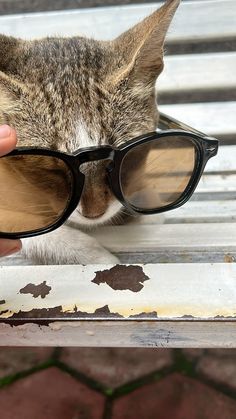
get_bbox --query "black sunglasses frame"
[0,112,219,239]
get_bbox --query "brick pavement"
[0,347,236,418]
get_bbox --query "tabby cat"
[0,0,180,264]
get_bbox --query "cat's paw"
[74,235,119,264]
[82,248,120,265]
[22,226,120,265]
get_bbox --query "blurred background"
[0,0,195,14]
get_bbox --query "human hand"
[0,125,22,257]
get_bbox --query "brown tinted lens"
[120,135,196,210]
[0,154,73,234]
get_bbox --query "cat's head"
[0,0,180,227]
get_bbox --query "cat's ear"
[111,0,180,86]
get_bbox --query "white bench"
[1,0,236,347]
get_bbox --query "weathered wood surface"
[2,263,236,319]
[0,0,236,347]
[2,321,236,348]
[1,264,236,347]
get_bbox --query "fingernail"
[0,125,11,139]
[1,246,21,257]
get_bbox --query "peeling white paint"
[1,264,236,320]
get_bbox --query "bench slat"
[1,263,235,320]
[2,222,236,266]
[196,174,236,193]
[132,201,236,224]
[1,263,236,347]
[1,321,235,348]
[0,1,234,42]
[161,102,236,141]
[205,145,236,173]
[158,52,236,94]
[91,223,236,253]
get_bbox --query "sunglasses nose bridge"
[72,146,116,207]
[75,146,115,166]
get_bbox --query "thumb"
[0,239,22,257]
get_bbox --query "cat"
[0,0,180,265]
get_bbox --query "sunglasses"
[0,112,218,239]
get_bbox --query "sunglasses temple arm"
[158,112,208,137]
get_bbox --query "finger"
[0,239,22,257]
[0,127,20,257]
[0,125,17,157]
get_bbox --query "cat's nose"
[77,208,105,219]
[78,186,109,219]
[77,164,112,220]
